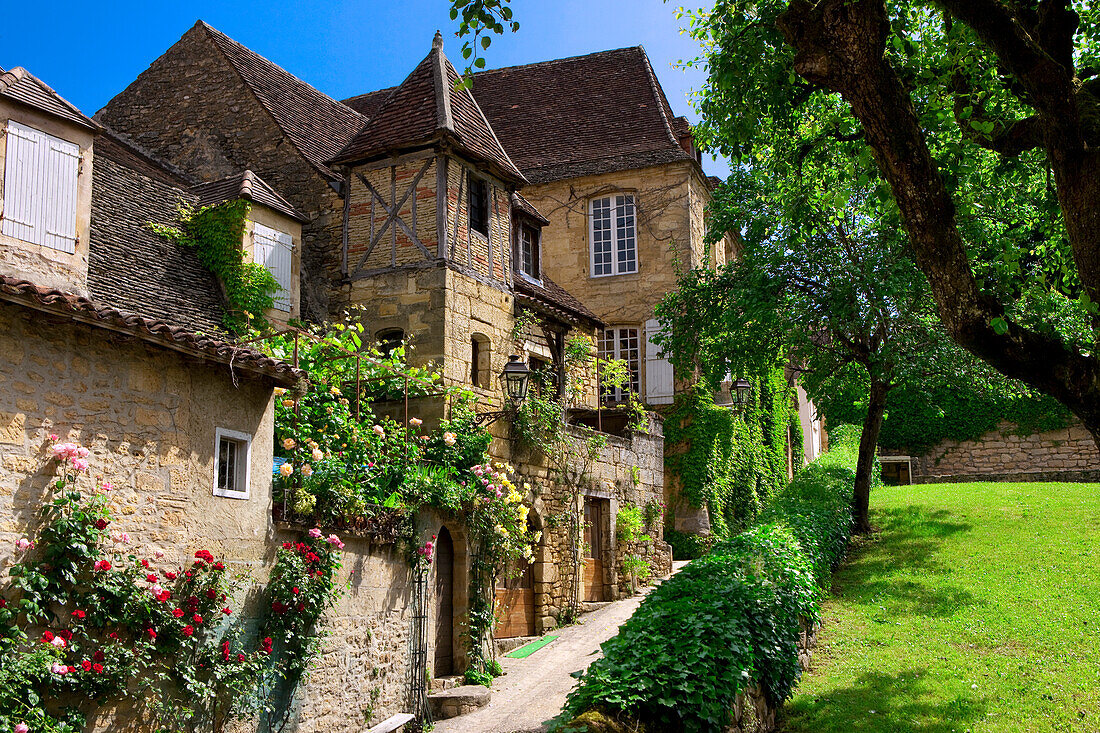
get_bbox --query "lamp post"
[473,355,532,426]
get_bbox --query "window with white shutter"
[2,121,80,253]
[252,222,294,311]
[644,319,674,405]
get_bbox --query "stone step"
[495,634,540,656]
[429,674,463,692]
[428,685,491,720]
[579,600,612,614]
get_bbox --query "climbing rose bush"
[0,437,344,733]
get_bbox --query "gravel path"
[432,562,688,733]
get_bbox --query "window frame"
[598,326,641,402]
[252,221,294,312]
[515,222,541,282]
[589,193,638,278]
[468,175,490,238]
[2,120,81,253]
[213,427,252,500]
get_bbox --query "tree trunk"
[853,378,888,534]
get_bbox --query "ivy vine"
[150,201,279,333]
[663,371,799,557]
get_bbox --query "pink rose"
[15,538,32,552]
[49,433,59,441]
[72,457,89,472]
[51,662,69,674]
[15,723,29,733]
[308,528,322,538]
[50,636,66,648]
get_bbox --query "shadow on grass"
[831,506,979,618]
[780,668,987,733]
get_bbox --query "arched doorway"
[494,511,537,638]
[433,527,455,676]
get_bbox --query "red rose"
[146,573,158,583]
[95,519,109,530]
[206,588,216,599]
[0,598,6,608]
[141,559,150,568]
[82,660,92,671]
[237,653,246,662]
[147,628,157,640]
[296,602,305,612]
[194,550,214,564]
[181,625,193,637]
[192,614,203,624]
[71,609,85,619]
[164,571,177,580]
[282,542,294,550]
[93,663,104,673]
[42,630,54,643]
[59,630,72,640]
[93,650,105,663]
[172,608,184,618]
[155,590,171,602]
[213,562,224,571]
[185,571,192,578]
[292,587,299,595]
[108,632,118,639]
[222,607,232,615]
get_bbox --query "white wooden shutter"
[253,222,293,311]
[644,318,674,405]
[2,121,78,253]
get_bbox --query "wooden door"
[583,498,606,602]
[434,527,454,676]
[494,559,535,638]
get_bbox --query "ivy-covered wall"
[664,371,801,558]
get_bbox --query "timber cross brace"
[348,159,435,278]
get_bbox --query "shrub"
[553,427,862,732]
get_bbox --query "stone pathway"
[432,562,689,733]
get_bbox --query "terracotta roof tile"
[331,34,524,184]
[514,274,603,328]
[192,170,308,222]
[511,192,549,226]
[0,66,100,131]
[198,21,365,181]
[0,274,302,385]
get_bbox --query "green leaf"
[991,317,1009,335]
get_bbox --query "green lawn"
[781,481,1100,733]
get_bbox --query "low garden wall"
[885,420,1100,483]
[550,428,864,733]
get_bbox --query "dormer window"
[2,120,80,253]
[468,176,489,237]
[516,223,540,281]
[251,222,294,311]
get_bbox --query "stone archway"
[433,526,455,676]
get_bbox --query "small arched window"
[471,334,491,389]
[376,328,404,357]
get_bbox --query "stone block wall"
[0,303,417,730]
[511,415,671,631]
[888,421,1100,482]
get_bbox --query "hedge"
[552,427,863,732]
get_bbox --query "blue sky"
[1,0,729,178]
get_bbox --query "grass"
[780,481,1100,733]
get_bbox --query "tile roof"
[0,66,100,131]
[514,273,604,329]
[0,274,302,386]
[197,21,365,181]
[331,33,525,184]
[88,128,228,335]
[192,170,308,222]
[342,86,396,120]
[511,192,549,226]
[464,47,695,184]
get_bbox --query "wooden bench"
[879,455,913,485]
[364,713,416,733]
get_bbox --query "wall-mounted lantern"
[732,377,752,406]
[474,355,532,426]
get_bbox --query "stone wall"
[96,24,344,321]
[887,421,1100,482]
[513,414,671,632]
[722,619,818,733]
[0,302,416,730]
